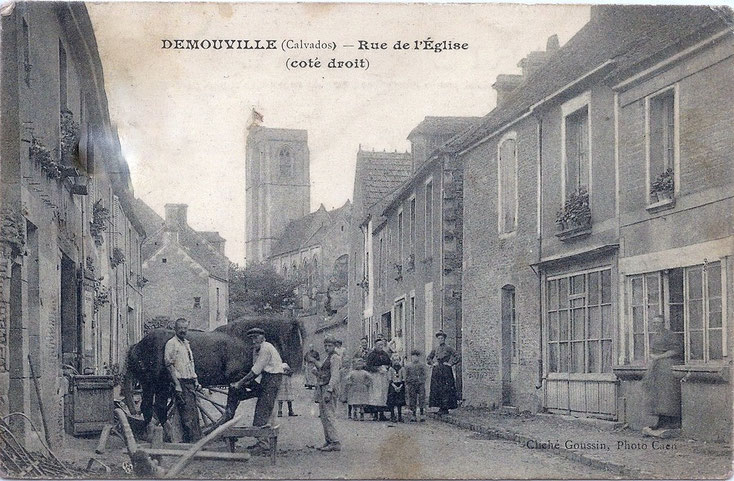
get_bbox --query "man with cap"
[231,327,284,454]
[305,335,342,452]
[426,329,460,415]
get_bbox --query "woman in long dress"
[643,315,683,430]
[303,344,320,389]
[427,330,459,415]
[364,339,391,421]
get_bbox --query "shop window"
[625,261,723,364]
[547,269,612,374]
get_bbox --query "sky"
[87,2,590,264]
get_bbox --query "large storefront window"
[626,261,724,364]
[547,268,613,374]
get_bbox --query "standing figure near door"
[427,330,459,415]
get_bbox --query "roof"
[271,200,352,257]
[200,231,225,243]
[133,197,166,239]
[355,149,413,210]
[407,116,481,140]
[445,5,732,153]
[134,198,230,280]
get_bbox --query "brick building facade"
[0,3,145,447]
[456,5,733,441]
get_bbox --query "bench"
[223,425,280,465]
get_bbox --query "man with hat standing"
[426,329,460,415]
[305,335,342,452]
[231,327,284,454]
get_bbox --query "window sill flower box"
[646,196,675,214]
[556,220,592,241]
[555,187,592,242]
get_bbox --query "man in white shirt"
[231,327,284,454]
[164,318,201,442]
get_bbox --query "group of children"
[345,349,428,422]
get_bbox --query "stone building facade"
[245,126,310,265]
[134,201,229,332]
[456,5,733,442]
[366,118,477,396]
[346,148,412,352]
[0,2,145,447]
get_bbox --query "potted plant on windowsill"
[555,187,592,240]
[650,168,674,203]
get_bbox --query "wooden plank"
[140,448,251,462]
[138,442,229,452]
[164,414,245,478]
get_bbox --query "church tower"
[245,126,310,264]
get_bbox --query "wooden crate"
[65,375,115,435]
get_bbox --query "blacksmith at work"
[164,317,202,443]
[231,327,284,455]
[306,335,342,452]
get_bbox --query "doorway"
[60,254,79,371]
[501,285,516,406]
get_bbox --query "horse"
[122,316,304,433]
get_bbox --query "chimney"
[492,74,524,107]
[517,34,559,79]
[164,203,188,230]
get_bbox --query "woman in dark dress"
[427,330,460,415]
[365,339,392,421]
[643,315,683,430]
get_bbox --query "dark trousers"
[174,379,201,443]
[253,373,283,427]
[253,373,282,449]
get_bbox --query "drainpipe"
[535,115,544,391]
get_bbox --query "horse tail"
[121,346,139,415]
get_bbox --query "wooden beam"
[163,414,245,478]
[140,448,251,462]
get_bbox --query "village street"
[59,376,606,479]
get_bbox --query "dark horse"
[123,316,303,433]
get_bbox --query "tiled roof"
[355,150,413,210]
[271,201,352,257]
[134,198,230,280]
[407,116,481,139]
[445,5,731,153]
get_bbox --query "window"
[22,18,30,85]
[502,286,518,361]
[216,287,220,320]
[58,40,67,110]
[498,134,518,234]
[409,293,416,356]
[193,297,201,309]
[377,236,384,288]
[409,197,416,258]
[626,261,724,364]
[647,88,677,201]
[279,147,293,178]
[547,269,612,374]
[162,258,167,263]
[393,298,405,340]
[397,210,404,264]
[424,180,434,259]
[563,101,590,200]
